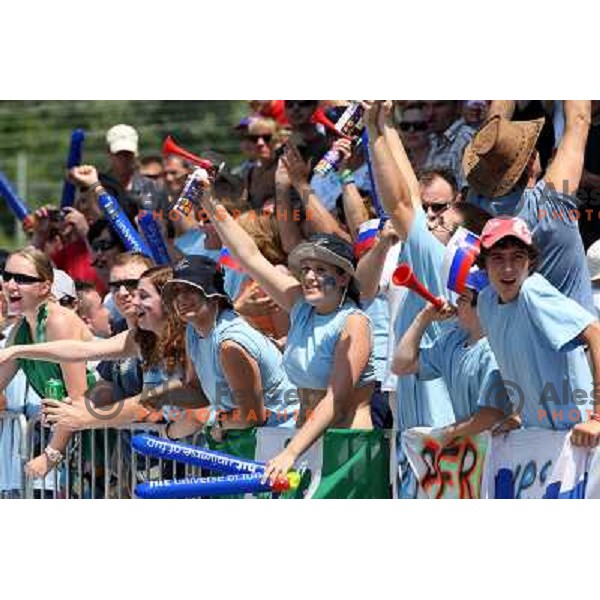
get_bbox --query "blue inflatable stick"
[61,129,85,208]
[97,192,151,256]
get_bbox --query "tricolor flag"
[442,227,488,294]
[218,248,243,273]
[354,219,380,258]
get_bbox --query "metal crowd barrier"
[0,411,29,499]
[0,412,203,499]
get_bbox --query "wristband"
[339,170,355,186]
[590,413,600,424]
[44,445,64,465]
[88,181,104,195]
[165,422,176,441]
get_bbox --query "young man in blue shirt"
[477,216,600,447]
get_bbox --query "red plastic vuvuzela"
[311,108,348,138]
[392,263,445,309]
[162,136,214,171]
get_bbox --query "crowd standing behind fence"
[1,100,600,499]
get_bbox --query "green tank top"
[12,303,93,398]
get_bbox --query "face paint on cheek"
[321,274,338,293]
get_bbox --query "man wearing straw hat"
[464,100,594,313]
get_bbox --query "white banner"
[402,428,491,499]
[403,428,597,499]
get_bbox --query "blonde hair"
[248,117,278,137]
[9,247,54,283]
[112,252,154,270]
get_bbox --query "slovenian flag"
[354,219,380,258]
[218,248,243,272]
[442,227,488,294]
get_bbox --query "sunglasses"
[285,101,316,109]
[422,202,450,215]
[91,239,118,253]
[245,133,273,144]
[108,279,139,293]
[399,121,428,132]
[59,295,77,308]
[2,271,45,285]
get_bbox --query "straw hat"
[463,115,544,198]
[288,233,355,277]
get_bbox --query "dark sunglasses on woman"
[2,271,44,285]
[245,133,273,144]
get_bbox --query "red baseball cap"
[480,216,533,249]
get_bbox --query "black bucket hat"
[162,255,228,303]
[288,233,356,277]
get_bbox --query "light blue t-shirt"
[419,326,511,422]
[394,209,455,431]
[283,298,376,391]
[186,310,298,427]
[478,273,596,430]
[174,229,221,261]
[362,294,390,383]
[469,180,594,313]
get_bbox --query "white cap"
[52,269,76,301]
[106,124,139,155]
[587,240,600,282]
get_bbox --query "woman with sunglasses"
[243,117,280,212]
[0,265,199,432]
[196,175,385,495]
[0,247,94,479]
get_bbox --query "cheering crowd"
[1,99,600,498]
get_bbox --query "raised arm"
[1,330,136,365]
[283,144,351,242]
[382,102,420,202]
[263,313,372,482]
[355,221,399,301]
[274,157,304,253]
[544,100,591,196]
[200,183,303,313]
[364,101,415,241]
[335,139,370,240]
[392,306,432,375]
[392,301,455,376]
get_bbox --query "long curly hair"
[134,266,186,375]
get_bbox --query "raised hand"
[377,220,400,248]
[332,138,353,172]
[361,100,383,135]
[420,299,456,323]
[68,165,100,188]
[62,206,89,238]
[281,143,311,191]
